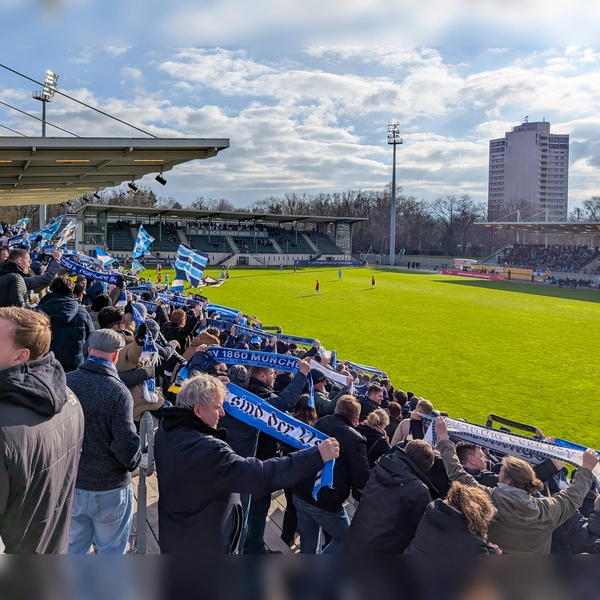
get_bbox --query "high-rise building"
[488,120,569,221]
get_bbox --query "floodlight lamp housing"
[128,182,139,192]
[387,121,403,145]
[155,173,167,186]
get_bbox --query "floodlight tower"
[387,121,403,266]
[32,70,59,228]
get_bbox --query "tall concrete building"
[488,120,569,221]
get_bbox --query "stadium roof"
[0,137,229,206]
[480,221,600,235]
[76,204,368,224]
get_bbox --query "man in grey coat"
[66,329,141,554]
[0,307,84,553]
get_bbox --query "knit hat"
[310,369,327,384]
[276,341,290,354]
[30,261,44,276]
[88,329,126,353]
[146,319,160,340]
[132,302,148,320]
[91,295,110,312]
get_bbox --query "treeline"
[5,185,597,257]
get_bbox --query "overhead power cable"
[0,99,80,137]
[0,122,26,136]
[0,62,158,139]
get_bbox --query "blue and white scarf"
[425,416,600,485]
[132,306,160,404]
[277,333,316,347]
[225,383,334,499]
[205,347,315,407]
[60,256,119,285]
[345,360,386,377]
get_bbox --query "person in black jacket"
[358,383,386,422]
[66,329,141,554]
[405,482,499,554]
[561,495,600,553]
[356,409,391,469]
[0,307,84,553]
[38,275,94,373]
[0,248,61,308]
[154,372,339,554]
[292,395,370,554]
[243,362,310,553]
[344,440,436,554]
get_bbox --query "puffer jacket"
[0,352,84,553]
[38,292,94,373]
[344,445,436,554]
[0,262,28,307]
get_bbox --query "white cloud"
[120,67,143,82]
[106,46,131,56]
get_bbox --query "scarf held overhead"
[426,416,600,485]
[60,256,119,284]
[225,382,334,499]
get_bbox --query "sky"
[1,4,600,211]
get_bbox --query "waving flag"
[56,221,77,248]
[175,244,208,288]
[32,215,63,241]
[130,258,144,275]
[132,225,154,258]
[95,246,116,267]
[7,232,29,247]
[15,218,29,232]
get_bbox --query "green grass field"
[145,266,600,448]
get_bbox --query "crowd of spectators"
[499,243,599,273]
[0,243,599,557]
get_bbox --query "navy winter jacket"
[38,293,94,373]
[154,407,324,554]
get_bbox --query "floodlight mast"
[32,71,59,228]
[387,121,403,267]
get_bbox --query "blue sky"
[2,11,600,211]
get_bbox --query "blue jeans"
[68,485,134,554]
[243,493,272,553]
[292,495,350,554]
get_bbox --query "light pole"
[32,70,59,228]
[387,121,403,266]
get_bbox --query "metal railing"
[137,411,155,554]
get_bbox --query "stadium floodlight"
[128,181,139,193]
[32,70,59,229]
[155,172,167,186]
[387,121,403,267]
[93,192,101,200]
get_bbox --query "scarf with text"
[60,256,119,284]
[425,416,600,485]
[205,347,314,408]
[225,383,333,499]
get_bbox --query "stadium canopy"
[76,204,369,225]
[0,137,229,207]
[480,221,600,235]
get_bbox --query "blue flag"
[133,225,154,258]
[175,244,208,288]
[32,215,63,241]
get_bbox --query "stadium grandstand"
[75,204,367,266]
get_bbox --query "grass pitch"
[146,266,600,448]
